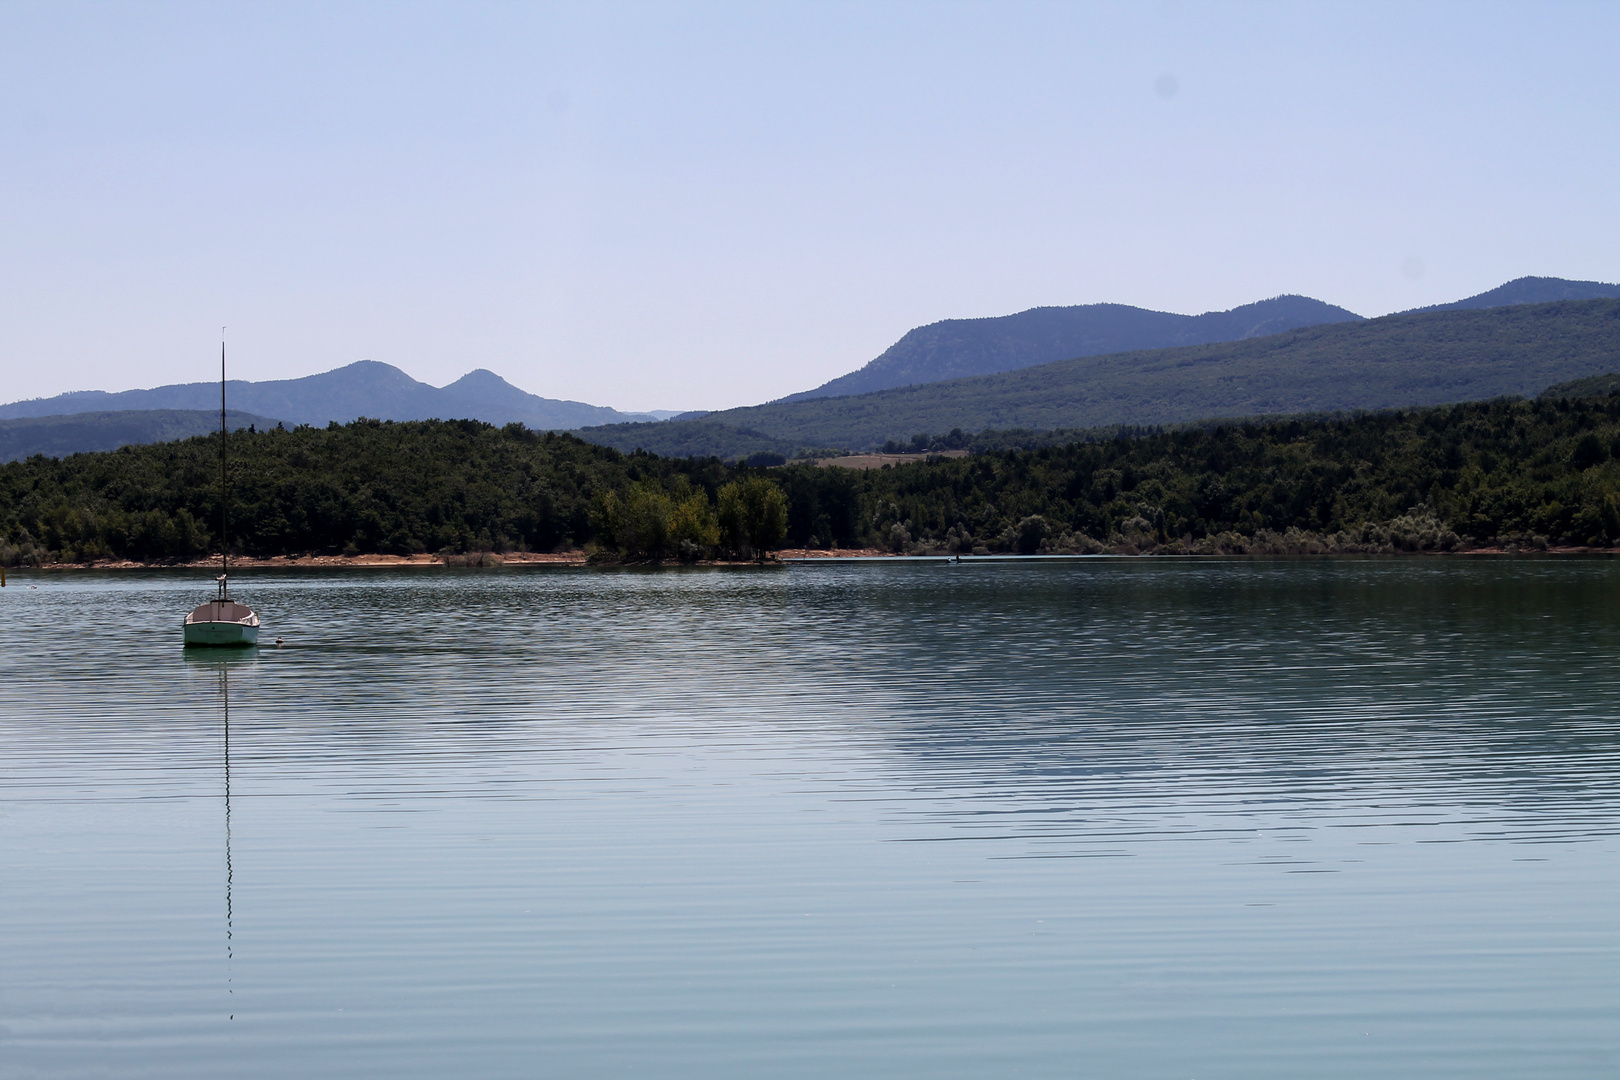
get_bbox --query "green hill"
[578,299,1620,459]
[0,420,720,563]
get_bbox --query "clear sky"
[2,0,1616,412]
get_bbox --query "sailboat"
[184,336,261,647]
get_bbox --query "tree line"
[0,419,785,565]
[7,393,1620,564]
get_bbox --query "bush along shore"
[6,393,1620,566]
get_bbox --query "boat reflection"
[184,652,253,1021]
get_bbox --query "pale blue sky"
[2,0,1616,411]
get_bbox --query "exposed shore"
[25,551,588,571]
[11,543,1619,572]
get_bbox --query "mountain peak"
[1410,275,1620,313]
[780,294,1364,403]
[443,368,520,397]
[0,361,656,431]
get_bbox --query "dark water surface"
[3,558,1618,1078]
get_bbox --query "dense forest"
[8,390,1620,565]
[778,392,1620,555]
[0,420,777,564]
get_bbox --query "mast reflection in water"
[220,661,234,1022]
[191,652,248,1023]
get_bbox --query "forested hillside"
[0,421,724,563]
[768,393,1620,555]
[9,392,1620,564]
[580,299,1620,460]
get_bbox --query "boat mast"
[220,332,228,599]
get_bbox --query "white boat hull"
[184,600,261,647]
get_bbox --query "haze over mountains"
[580,297,1620,460]
[781,295,1365,402]
[0,361,669,430]
[4,275,1618,463]
[780,277,1620,403]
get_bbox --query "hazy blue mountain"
[782,295,1366,402]
[0,361,661,430]
[0,409,279,462]
[782,277,1620,405]
[1411,275,1620,312]
[433,368,663,427]
[578,299,1620,459]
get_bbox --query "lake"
[3,558,1618,1078]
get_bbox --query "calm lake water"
[3,558,1618,1078]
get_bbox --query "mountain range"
[0,361,668,430]
[780,294,1365,401]
[781,276,1620,402]
[5,275,1619,462]
[578,298,1620,459]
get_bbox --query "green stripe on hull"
[183,622,260,647]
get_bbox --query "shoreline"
[21,551,591,571]
[8,544,1619,571]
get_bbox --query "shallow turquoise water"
[2,558,1618,1078]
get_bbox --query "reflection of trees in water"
[782,562,1620,846]
[876,707,1620,849]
